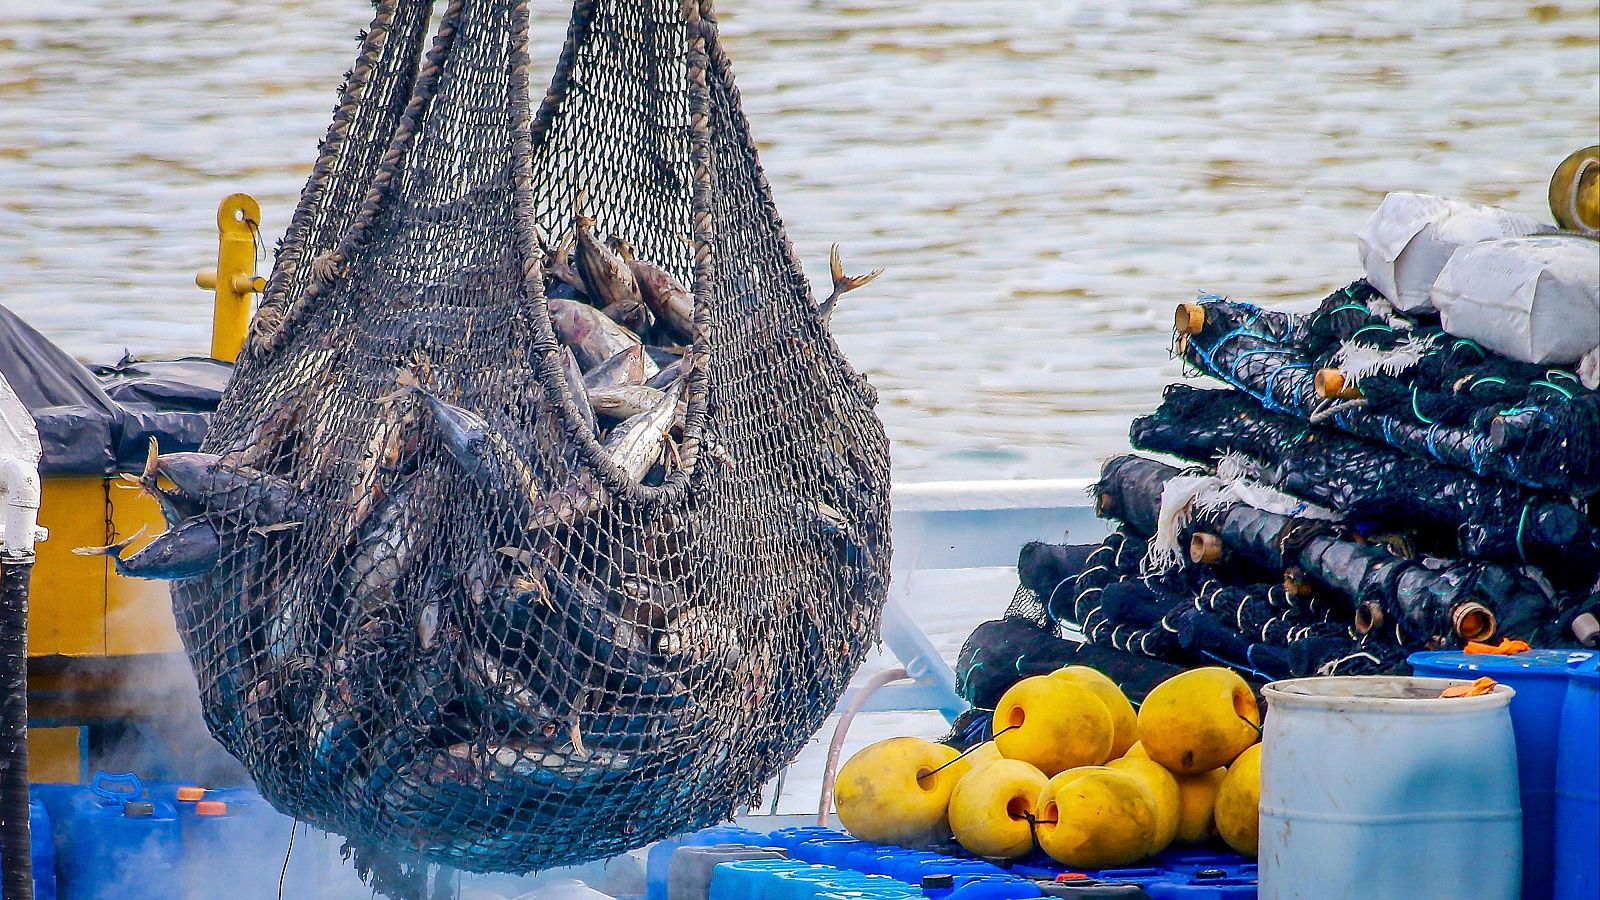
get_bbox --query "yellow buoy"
[1215,743,1263,855]
[1137,667,1260,774]
[834,737,964,846]
[1035,768,1158,868]
[1549,145,1600,235]
[1051,666,1139,759]
[1174,767,1228,844]
[993,675,1115,775]
[948,759,1050,859]
[1107,756,1182,855]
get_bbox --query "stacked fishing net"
[83,0,892,891]
[999,278,1599,692]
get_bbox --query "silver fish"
[602,381,682,480]
[816,244,883,321]
[560,347,598,435]
[588,384,667,420]
[396,369,544,508]
[583,345,658,390]
[630,259,694,341]
[548,298,643,370]
[73,518,220,580]
[574,212,641,310]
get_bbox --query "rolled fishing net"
[1176,284,1600,496]
[136,0,891,882]
[1131,384,1600,583]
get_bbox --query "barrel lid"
[1568,652,1600,682]
[1409,649,1593,679]
[175,786,206,802]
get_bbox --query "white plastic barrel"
[1260,677,1522,900]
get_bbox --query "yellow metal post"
[195,194,265,363]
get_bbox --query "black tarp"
[0,304,230,474]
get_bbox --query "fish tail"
[830,244,883,295]
[819,245,883,321]
[73,525,148,560]
[142,436,160,484]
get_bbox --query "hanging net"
[148,0,891,878]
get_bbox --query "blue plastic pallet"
[657,824,1258,899]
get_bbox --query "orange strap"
[1463,639,1531,656]
[1440,676,1498,698]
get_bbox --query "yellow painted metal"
[196,193,265,362]
[27,727,84,783]
[29,476,176,658]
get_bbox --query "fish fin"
[497,546,533,565]
[250,521,302,537]
[568,720,590,760]
[73,525,148,559]
[115,473,143,487]
[393,367,422,392]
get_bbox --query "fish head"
[117,518,222,580]
[423,395,493,464]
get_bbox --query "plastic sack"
[1356,192,1548,313]
[1432,235,1600,365]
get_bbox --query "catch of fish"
[74,207,884,862]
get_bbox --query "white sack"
[1356,192,1548,314]
[1431,235,1600,366]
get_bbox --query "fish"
[545,231,587,294]
[118,438,203,527]
[560,347,598,435]
[630,259,694,341]
[466,649,566,740]
[547,298,644,370]
[602,381,682,481]
[346,478,437,614]
[588,384,667,421]
[395,369,544,511]
[583,345,658,390]
[816,244,883,321]
[646,357,684,390]
[150,449,304,528]
[573,210,641,311]
[74,517,220,580]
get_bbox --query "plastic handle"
[90,771,145,803]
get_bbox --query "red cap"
[195,800,228,816]
[1056,873,1090,881]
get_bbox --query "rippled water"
[2,1,1595,480]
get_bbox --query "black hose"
[0,556,31,900]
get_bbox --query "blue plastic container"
[646,824,771,900]
[1409,648,1588,899]
[159,784,321,898]
[34,773,182,900]
[1554,653,1599,900]
[16,797,58,900]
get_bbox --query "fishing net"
[1176,286,1600,496]
[154,0,891,880]
[1131,385,1600,583]
[1094,454,1563,647]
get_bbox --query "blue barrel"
[21,797,57,900]
[35,773,182,900]
[1409,649,1586,899]
[1555,653,1599,900]
[158,785,322,899]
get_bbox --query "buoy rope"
[915,724,1021,783]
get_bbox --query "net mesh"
[164,0,890,876]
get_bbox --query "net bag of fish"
[108,0,891,878]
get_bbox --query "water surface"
[2,0,1595,480]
